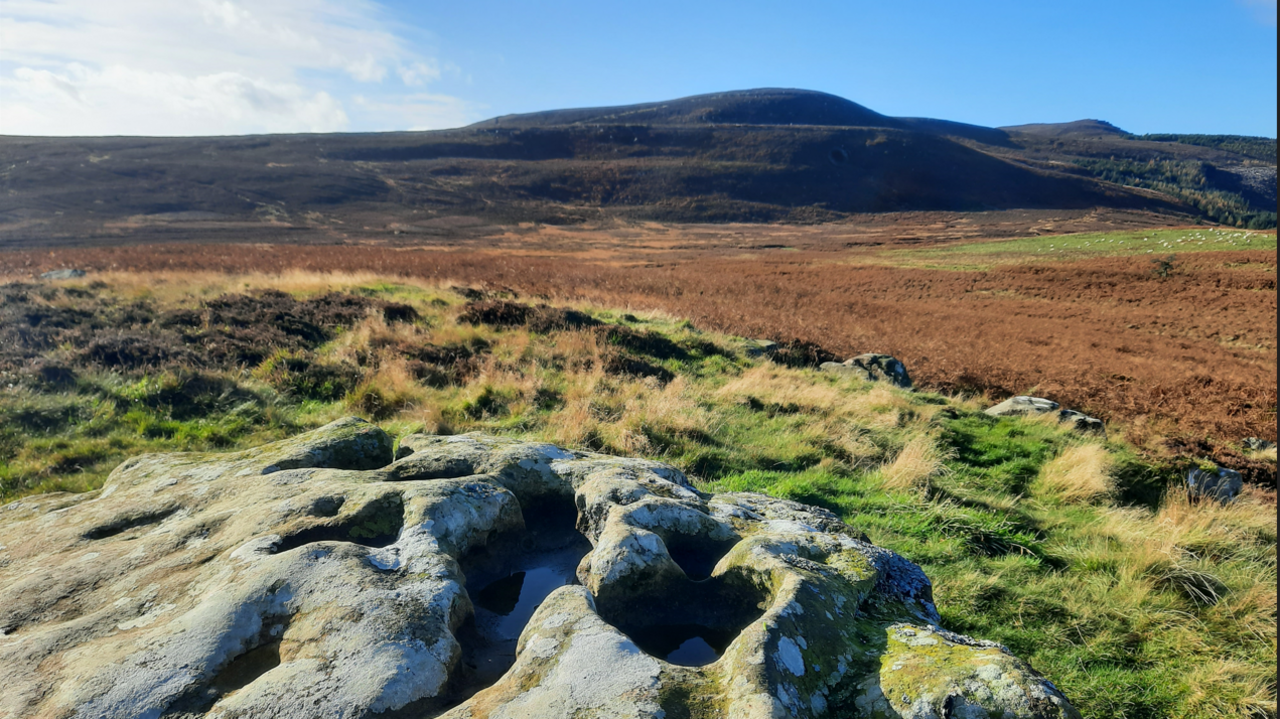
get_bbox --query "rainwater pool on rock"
[453,497,592,698]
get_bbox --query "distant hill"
[473,88,901,129]
[1000,119,1129,138]
[0,88,1274,246]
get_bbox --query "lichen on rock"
[0,418,1079,719]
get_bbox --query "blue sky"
[1,0,1275,136]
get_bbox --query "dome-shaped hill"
[1000,119,1129,138]
[471,88,902,129]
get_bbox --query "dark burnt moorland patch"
[0,281,752,499]
[0,283,475,497]
[457,299,600,333]
[0,284,404,374]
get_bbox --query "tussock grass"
[879,433,952,492]
[1033,443,1115,503]
[1247,446,1278,463]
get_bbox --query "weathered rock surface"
[0,418,1079,719]
[820,353,913,389]
[985,396,1105,437]
[39,268,87,280]
[1056,409,1106,436]
[985,396,1061,417]
[743,339,779,358]
[1186,465,1245,502]
[1244,437,1277,452]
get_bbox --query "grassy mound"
[0,272,1274,718]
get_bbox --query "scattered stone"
[0,419,1080,719]
[1186,465,1244,502]
[744,338,779,357]
[821,353,913,389]
[39,268,87,280]
[986,396,1105,437]
[985,396,1060,417]
[1244,437,1277,452]
[1058,409,1106,436]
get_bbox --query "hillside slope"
[0,89,1272,245]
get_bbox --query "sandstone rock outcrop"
[820,353,913,389]
[985,396,1105,436]
[0,418,1079,719]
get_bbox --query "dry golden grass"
[344,359,428,420]
[543,366,718,456]
[879,433,952,492]
[717,366,930,427]
[1180,659,1277,719]
[1033,444,1115,503]
[717,365,848,411]
[1246,446,1278,463]
[1040,483,1279,718]
[84,269,428,306]
[1150,485,1278,552]
[1085,485,1277,615]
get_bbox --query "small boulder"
[1058,409,1106,437]
[1186,465,1244,502]
[40,268,86,280]
[986,397,1106,437]
[822,353,913,389]
[985,396,1060,417]
[743,338,778,358]
[1244,437,1277,452]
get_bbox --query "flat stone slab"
[985,396,1061,417]
[39,268,87,280]
[986,397,1105,437]
[0,418,1079,719]
[821,353,913,389]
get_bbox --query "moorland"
[5,220,1274,475]
[0,87,1275,718]
[0,269,1274,719]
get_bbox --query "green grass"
[0,371,299,496]
[0,273,1274,718]
[873,228,1277,270]
[707,417,1276,719]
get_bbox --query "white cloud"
[0,0,479,135]
[351,92,475,132]
[399,61,442,88]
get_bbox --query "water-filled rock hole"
[634,623,743,666]
[450,494,592,701]
[663,533,739,581]
[596,574,768,667]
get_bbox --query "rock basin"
[0,418,1081,719]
